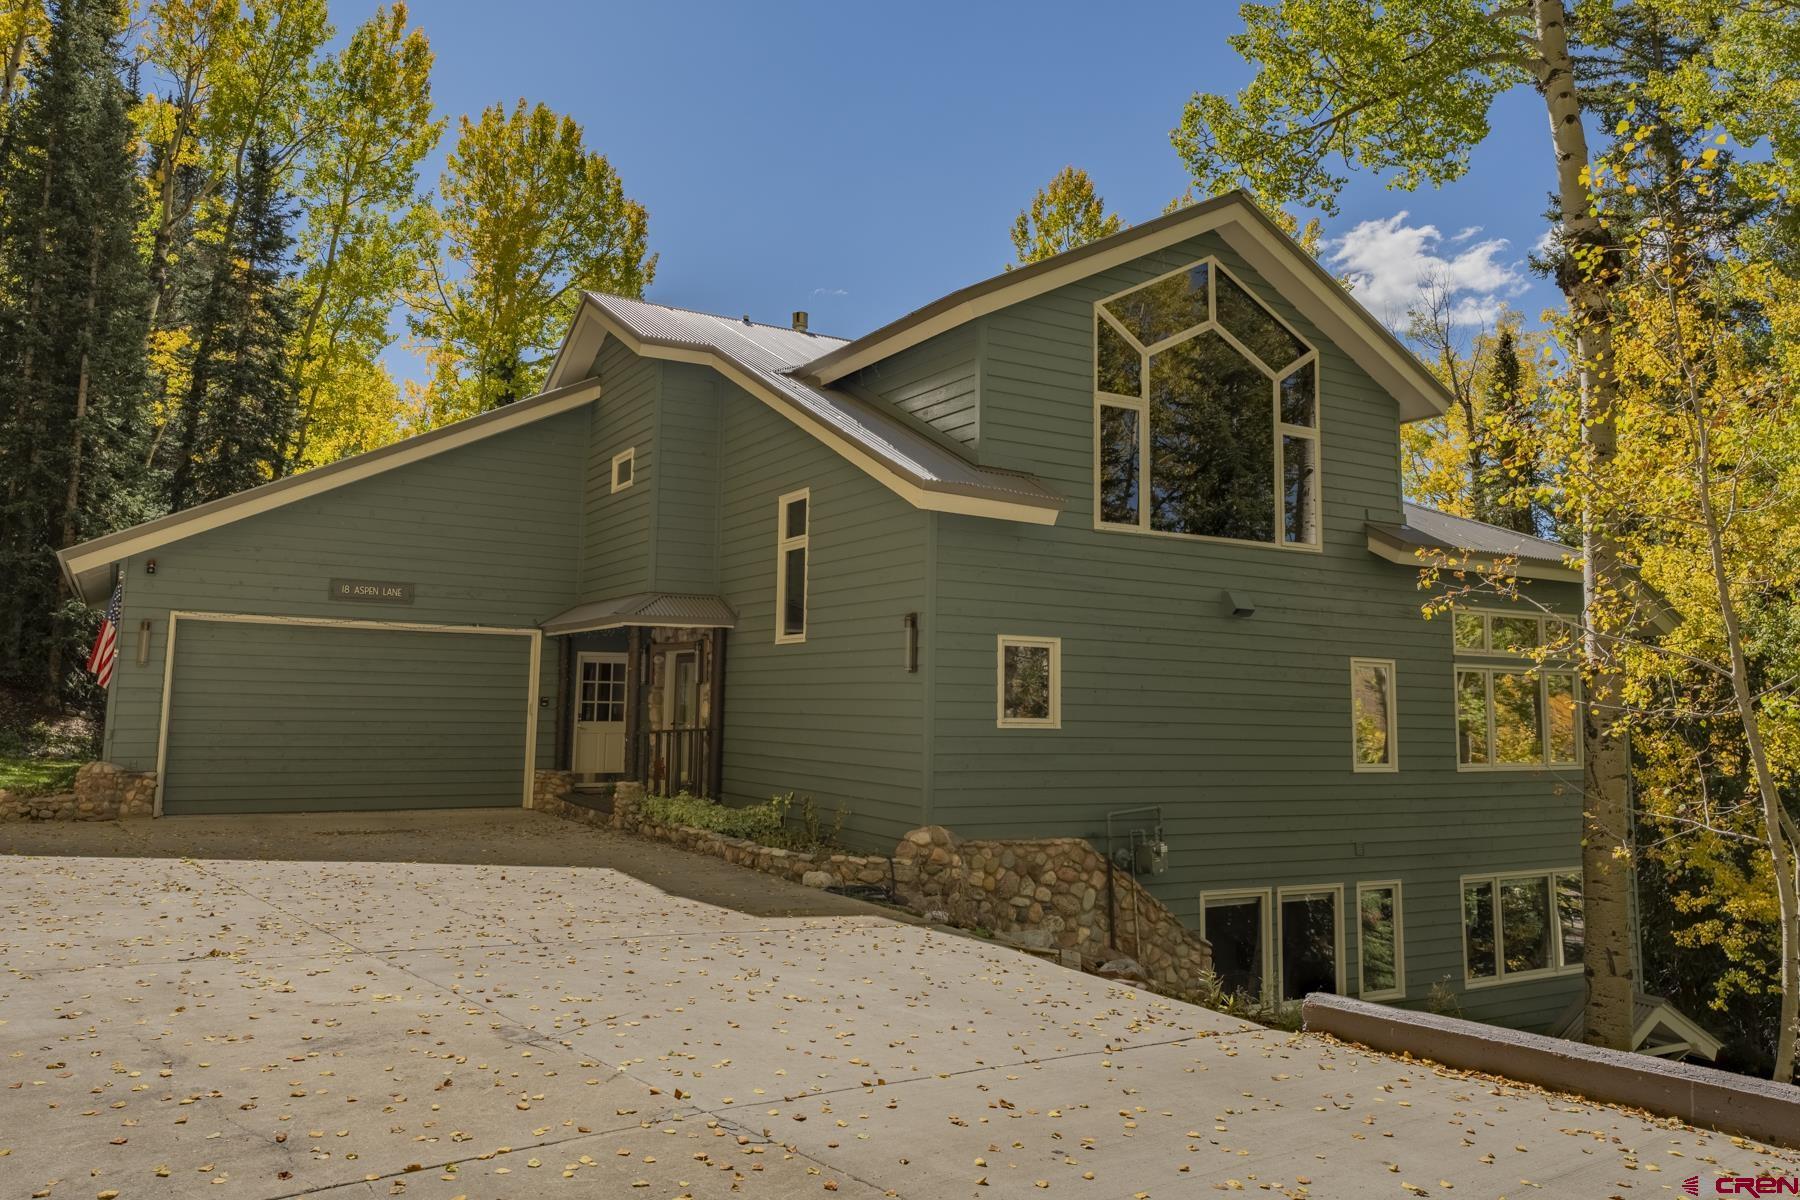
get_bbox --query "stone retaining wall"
[539,784,1212,994]
[893,825,1212,991]
[0,762,156,821]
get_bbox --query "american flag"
[86,585,122,689]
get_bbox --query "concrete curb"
[1302,994,1800,1150]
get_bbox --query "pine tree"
[0,0,149,700]
[1481,329,1542,536]
[166,141,299,511]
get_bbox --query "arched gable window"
[1094,258,1319,548]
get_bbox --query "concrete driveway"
[1,810,1793,1200]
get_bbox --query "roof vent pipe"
[792,310,809,332]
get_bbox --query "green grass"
[0,755,81,796]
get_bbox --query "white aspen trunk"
[1532,0,1636,1051]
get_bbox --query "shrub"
[637,791,847,852]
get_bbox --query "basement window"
[1462,869,1583,985]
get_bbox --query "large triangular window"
[1094,258,1319,547]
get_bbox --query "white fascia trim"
[1365,533,1583,583]
[61,379,604,602]
[568,298,1061,527]
[800,200,1448,424]
[809,205,1241,384]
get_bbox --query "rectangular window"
[611,447,634,493]
[1356,881,1405,1001]
[1097,404,1141,525]
[1453,609,1582,770]
[1278,886,1341,1001]
[1202,890,1269,1001]
[1350,657,1397,771]
[775,489,809,644]
[997,635,1060,728]
[1462,869,1583,984]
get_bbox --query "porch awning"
[541,592,737,636]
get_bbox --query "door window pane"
[1280,891,1339,1000]
[1351,660,1393,767]
[1555,872,1584,966]
[781,546,806,637]
[1098,405,1140,525]
[1499,875,1553,974]
[1002,642,1052,722]
[1358,885,1399,996]
[1463,880,1497,979]
[1456,670,1489,765]
[1204,895,1265,1000]
[1492,671,1543,764]
[1546,672,1578,764]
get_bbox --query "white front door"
[572,652,627,783]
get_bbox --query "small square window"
[611,447,635,493]
[997,636,1060,728]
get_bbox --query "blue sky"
[330,0,1562,372]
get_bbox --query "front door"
[572,652,627,784]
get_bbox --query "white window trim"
[1090,255,1323,553]
[1349,656,1399,773]
[1454,662,1582,772]
[774,488,810,645]
[610,446,635,493]
[996,634,1061,729]
[1459,867,1583,988]
[1354,879,1407,1002]
[1201,887,1274,1001]
[1275,883,1346,1000]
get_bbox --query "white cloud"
[1326,211,1525,331]
[811,286,849,297]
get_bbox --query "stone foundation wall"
[892,825,1212,991]
[539,786,1212,995]
[0,762,156,821]
[531,769,575,811]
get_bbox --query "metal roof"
[1367,503,1576,573]
[793,190,1456,423]
[582,294,1065,510]
[541,592,737,635]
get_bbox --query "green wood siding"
[102,410,586,779]
[842,322,981,451]
[582,338,658,598]
[711,381,930,846]
[653,363,723,592]
[915,231,1583,1030]
[161,620,529,814]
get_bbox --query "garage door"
[160,618,532,815]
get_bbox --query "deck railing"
[644,726,713,796]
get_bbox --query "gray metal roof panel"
[586,294,1063,509]
[542,592,737,635]
[1370,502,1574,567]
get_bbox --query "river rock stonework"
[541,789,1212,995]
[890,825,1212,992]
[0,762,156,821]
